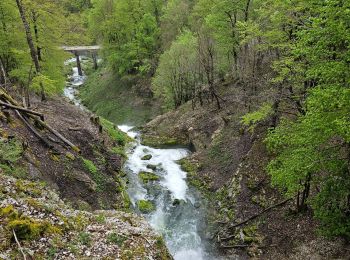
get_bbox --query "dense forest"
[0,0,349,257]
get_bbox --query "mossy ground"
[0,173,171,259]
[137,200,155,214]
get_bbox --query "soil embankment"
[0,88,171,258]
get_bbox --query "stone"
[146,164,157,171]
[141,154,152,160]
[138,172,159,184]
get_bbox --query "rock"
[141,154,152,160]
[172,199,186,207]
[194,202,201,208]
[146,164,157,171]
[65,152,75,160]
[172,199,181,206]
[138,172,159,184]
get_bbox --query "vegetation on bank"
[80,70,159,125]
[0,174,170,259]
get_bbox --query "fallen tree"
[0,88,80,153]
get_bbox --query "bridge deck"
[61,46,101,52]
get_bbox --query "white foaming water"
[120,126,208,260]
[63,61,86,108]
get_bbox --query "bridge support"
[75,52,83,76]
[92,53,98,70]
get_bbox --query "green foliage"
[0,138,23,164]
[265,0,350,237]
[160,0,192,49]
[110,147,127,158]
[82,158,106,192]
[80,70,158,125]
[88,0,161,75]
[241,103,273,131]
[82,158,98,175]
[78,231,91,246]
[100,118,131,146]
[106,232,127,246]
[152,31,199,109]
[1,205,61,241]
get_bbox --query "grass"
[81,158,105,192]
[100,118,130,146]
[0,138,23,163]
[106,232,127,246]
[78,232,91,246]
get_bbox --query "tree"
[88,0,161,75]
[153,31,199,109]
[266,0,350,237]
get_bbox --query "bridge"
[61,46,101,76]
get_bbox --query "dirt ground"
[0,89,127,210]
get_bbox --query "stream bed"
[63,59,211,260]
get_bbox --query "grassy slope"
[80,68,161,126]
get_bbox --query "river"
[63,58,211,260]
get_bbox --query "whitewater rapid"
[120,126,208,260]
[63,59,210,260]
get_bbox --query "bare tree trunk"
[15,0,45,101]
[244,0,251,22]
[32,10,42,61]
[0,58,6,86]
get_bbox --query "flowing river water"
[64,59,211,259]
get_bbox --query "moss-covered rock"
[141,154,153,160]
[141,135,181,148]
[137,200,155,213]
[139,172,160,184]
[146,164,157,171]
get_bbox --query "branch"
[15,110,53,149]
[12,229,27,260]
[0,100,44,120]
[220,197,293,242]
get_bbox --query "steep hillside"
[80,68,162,126]
[141,84,350,259]
[0,88,171,258]
[0,174,170,259]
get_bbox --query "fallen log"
[15,110,53,149]
[220,197,293,242]
[68,127,82,131]
[35,119,81,153]
[0,100,44,120]
[0,88,80,153]
[231,197,292,229]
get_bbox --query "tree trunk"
[92,53,98,70]
[32,11,42,61]
[15,0,45,101]
[0,58,6,85]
